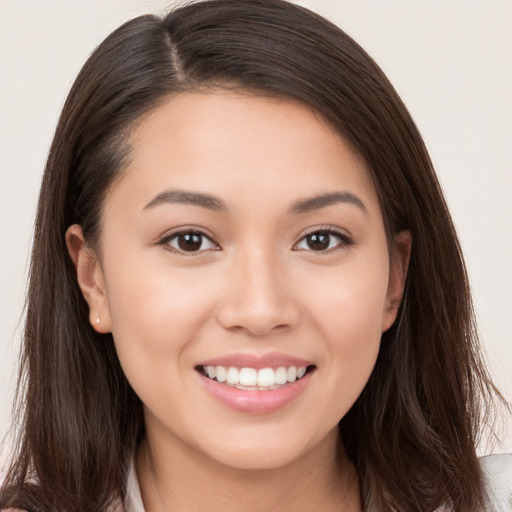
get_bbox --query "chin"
[207,446,306,472]
[197,427,333,472]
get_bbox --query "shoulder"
[480,453,512,511]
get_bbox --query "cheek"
[101,253,218,383]
[105,253,212,332]
[302,253,390,341]
[299,256,389,411]
[318,282,384,376]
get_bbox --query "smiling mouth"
[196,365,316,391]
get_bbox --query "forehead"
[107,91,378,217]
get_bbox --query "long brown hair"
[0,1,503,510]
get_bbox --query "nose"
[216,249,300,336]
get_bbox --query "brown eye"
[305,232,331,251]
[167,231,216,253]
[295,229,351,252]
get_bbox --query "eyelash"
[158,227,353,255]
[159,229,220,255]
[293,227,353,253]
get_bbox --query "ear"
[382,230,412,332]
[65,224,112,333]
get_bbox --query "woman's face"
[69,91,409,471]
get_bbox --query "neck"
[136,426,361,512]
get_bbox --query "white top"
[123,453,512,512]
[480,454,512,511]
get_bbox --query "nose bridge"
[216,244,298,335]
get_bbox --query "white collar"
[124,461,145,512]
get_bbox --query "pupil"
[307,232,330,250]
[178,233,202,251]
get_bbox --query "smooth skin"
[67,91,411,511]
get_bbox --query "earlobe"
[65,224,112,333]
[382,230,412,332]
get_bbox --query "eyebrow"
[289,191,368,214]
[143,189,367,215]
[143,189,227,212]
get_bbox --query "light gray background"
[1,0,511,452]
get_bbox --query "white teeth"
[216,366,227,383]
[239,368,258,386]
[275,366,288,385]
[207,366,216,379]
[202,365,309,389]
[257,368,275,387]
[287,366,297,383]
[226,367,239,385]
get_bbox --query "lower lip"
[197,371,313,414]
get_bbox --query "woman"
[1,0,510,510]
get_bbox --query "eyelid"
[156,224,353,254]
[293,226,354,252]
[158,226,221,254]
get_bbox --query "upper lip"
[196,351,314,369]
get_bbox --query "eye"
[294,229,352,252]
[163,230,218,253]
